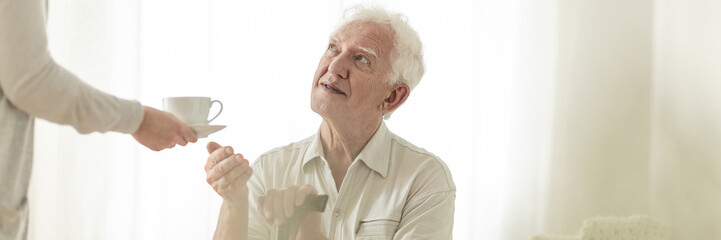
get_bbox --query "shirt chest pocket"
[355,218,400,240]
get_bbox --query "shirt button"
[333,208,340,217]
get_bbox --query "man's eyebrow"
[327,36,378,58]
[357,46,378,59]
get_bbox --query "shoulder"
[258,135,314,158]
[248,135,316,192]
[252,135,316,170]
[388,133,456,193]
[252,135,314,168]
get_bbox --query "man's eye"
[356,55,369,64]
[328,44,337,51]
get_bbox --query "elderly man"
[204,6,455,239]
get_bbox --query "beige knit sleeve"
[0,0,143,134]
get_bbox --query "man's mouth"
[321,82,346,95]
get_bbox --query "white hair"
[333,6,425,119]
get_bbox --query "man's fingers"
[258,186,317,228]
[220,166,253,197]
[260,189,286,226]
[258,196,274,227]
[210,178,222,195]
[272,190,285,226]
[205,142,226,172]
[207,154,243,184]
[207,141,222,154]
[205,145,234,171]
[295,185,317,206]
[237,167,253,184]
[283,186,296,218]
[217,159,252,190]
[257,196,264,212]
[262,193,276,225]
[207,155,234,184]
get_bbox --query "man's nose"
[328,55,349,79]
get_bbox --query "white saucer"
[190,124,226,138]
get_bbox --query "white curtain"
[651,0,721,238]
[27,0,721,239]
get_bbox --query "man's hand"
[205,142,253,203]
[132,106,197,151]
[258,185,327,240]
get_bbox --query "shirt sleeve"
[0,0,143,134]
[247,157,272,240]
[394,154,457,239]
[394,190,456,239]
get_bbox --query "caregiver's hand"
[205,141,253,203]
[132,106,197,151]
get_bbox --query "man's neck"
[319,118,381,165]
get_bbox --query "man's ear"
[380,84,410,114]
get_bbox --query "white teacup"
[163,96,223,125]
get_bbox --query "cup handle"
[208,100,223,123]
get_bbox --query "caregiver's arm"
[0,0,195,150]
[0,0,142,133]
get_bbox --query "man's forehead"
[329,21,393,57]
[332,20,393,39]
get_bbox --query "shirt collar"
[302,121,392,178]
[302,132,324,167]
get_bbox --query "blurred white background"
[28,0,720,239]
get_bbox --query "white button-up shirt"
[248,122,456,239]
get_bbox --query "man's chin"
[310,102,340,122]
[310,100,327,117]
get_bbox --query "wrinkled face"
[310,20,395,123]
